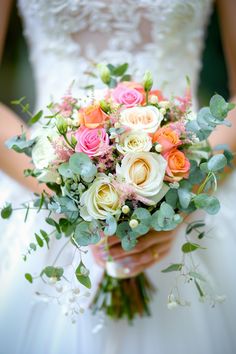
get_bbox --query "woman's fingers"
[109,231,174,260]
[116,248,171,277]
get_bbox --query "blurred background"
[0,2,229,120]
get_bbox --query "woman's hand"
[91,229,176,277]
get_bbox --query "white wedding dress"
[0,1,236,353]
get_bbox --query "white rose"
[119,106,163,133]
[80,174,121,221]
[116,152,169,205]
[116,130,152,154]
[32,128,58,169]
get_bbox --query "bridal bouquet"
[1,63,234,322]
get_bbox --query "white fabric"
[1,0,236,353]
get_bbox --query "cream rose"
[116,130,152,154]
[32,128,58,169]
[80,174,121,221]
[116,152,169,205]
[119,106,163,133]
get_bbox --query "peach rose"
[119,106,163,133]
[153,126,181,152]
[78,104,108,129]
[163,149,190,182]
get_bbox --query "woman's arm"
[0,1,45,193]
[209,0,236,156]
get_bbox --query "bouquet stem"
[91,272,156,323]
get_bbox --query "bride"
[0,1,236,353]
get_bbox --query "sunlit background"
[0,2,229,120]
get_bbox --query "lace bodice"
[18,0,213,109]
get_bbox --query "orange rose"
[163,148,190,182]
[78,104,108,129]
[153,126,181,152]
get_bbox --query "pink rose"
[75,126,109,157]
[112,84,143,107]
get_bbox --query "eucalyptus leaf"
[28,110,43,125]
[182,242,203,253]
[104,215,117,236]
[58,162,74,178]
[178,188,192,209]
[74,221,100,246]
[162,263,183,273]
[193,194,220,215]
[75,261,91,289]
[69,152,97,181]
[25,273,33,283]
[207,154,227,172]
[42,266,64,279]
[1,203,12,219]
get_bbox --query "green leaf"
[46,217,61,233]
[1,203,12,219]
[75,261,91,289]
[165,189,178,209]
[42,266,64,279]
[131,208,151,236]
[29,243,37,251]
[177,188,192,209]
[186,220,205,234]
[5,133,36,156]
[40,229,49,248]
[35,233,44,247]
[162,263,183,273]
[116,222,131,239]
[194,279,204,297]
[74,221,100,246]
[121,234,137,251]
[11,96,26,105]
[104,215,117,236]
[193,194,220,215]
[25,273,33,283]
[28,110,43,125]
[210,94,233,119]
[58,162,74,178]
[182,242,203,253]
[207,154,227,172]
[112,63,129,77]
[69,152,97,182]
[120,74,132,82]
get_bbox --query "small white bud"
[215,295,226,303]
[114,122,121,129]
[167,301,178,310]
[72,288,80,295]
[80,266,89,276]
[155,144,162,153]
[129,219,139,229]
[56,176,62,185]
[55,283,63,293]
[149,95,159,104]
[69,296,76,303]
[48,277,58,284]
[122,205,130,214]
[66,118,73,126]
[159,100,170,109]
[160,107,166,115]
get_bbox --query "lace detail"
[18,0,213,109]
